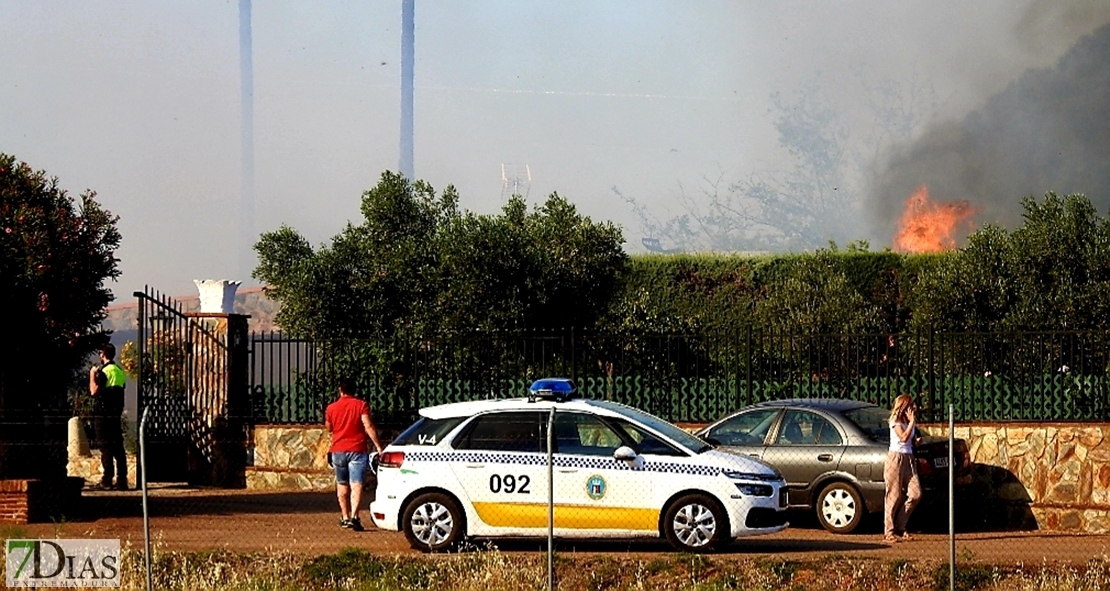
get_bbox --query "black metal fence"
[249,329,1110,426]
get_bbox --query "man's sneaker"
[115,481,129,491]
[348,517,365,532]
[338,518,352,528]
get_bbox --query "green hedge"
[607,251,948,334]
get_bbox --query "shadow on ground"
[65,462,1036,536]
[72,487,336,522]
[473,536,887,555]
[910,463,1037,533]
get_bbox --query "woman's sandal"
[883,535,900,544]
[901,533,914,541]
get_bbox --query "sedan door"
[760,409,846,507]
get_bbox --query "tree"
[0,153,122,480]
[1004,193,1110,330]
[253,171,629,338]
[909,193,1110,333]
[436,194,627,331]
[254,172,456,338]
[754,251,883,334]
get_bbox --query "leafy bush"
[0,153,121,479]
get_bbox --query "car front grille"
[746,507,788,529]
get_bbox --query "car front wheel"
[816,481,864,533]
[663,494,728,552]
[402,492,464,552]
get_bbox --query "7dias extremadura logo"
[6,539,120,588]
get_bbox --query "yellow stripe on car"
[472,502,658,530]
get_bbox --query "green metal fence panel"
[249,330,1110,425]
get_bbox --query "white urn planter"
[194,279,241,314]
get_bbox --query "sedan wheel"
[816,482,864,534]
[663,494,727,552]
[402,492,464,552]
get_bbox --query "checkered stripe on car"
[407,451,548,465]
[643,462,721,476]
[404,451,722,476]
[553,456,633,471]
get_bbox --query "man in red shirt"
[325,378,384,531]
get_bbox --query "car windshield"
[842,406,890,442]
[589,401,711,454]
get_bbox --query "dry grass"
[3,541,1108,590]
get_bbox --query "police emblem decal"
[585,475,606,500]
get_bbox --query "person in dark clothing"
[89,343,128,491]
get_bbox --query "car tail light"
[917,457,934,477]
[379,451,405,468]
[954,441,973,470]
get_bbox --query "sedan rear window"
[776,410,842,446]
[393,417,467,446]
[452,412,549,453]
[842,406,890,442]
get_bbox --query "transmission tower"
[501,163,532,199]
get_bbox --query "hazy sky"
[3,1,1107,299]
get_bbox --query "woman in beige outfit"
[884,394,922,543]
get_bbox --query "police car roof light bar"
[528,377,577,402]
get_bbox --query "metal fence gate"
[134,287,248,485]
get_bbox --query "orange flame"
[893,186,977,253]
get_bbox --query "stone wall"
[244,422,1110,533]
[923,423,1110,533]
[247,426,333,490]
[68,454,138,489]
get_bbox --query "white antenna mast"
[500,163,532,199]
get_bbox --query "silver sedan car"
[696,399,969,534]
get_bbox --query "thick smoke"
[869,22,1110,243]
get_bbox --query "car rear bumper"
[369,498,400,531]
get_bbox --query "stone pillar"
[67,417,91,458]
[181,312,249,488]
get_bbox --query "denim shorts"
[331,451,369,485]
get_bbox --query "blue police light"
[529,378,577,401]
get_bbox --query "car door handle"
[747,454,760,458]
[557,468,578,474]
[817,454,834,462]
[465,464,485,468]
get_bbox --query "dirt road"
[11,487,1108,564]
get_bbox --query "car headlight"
[721,470,781,481]
[722,470,778,497]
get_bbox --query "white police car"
[370,378,788,552]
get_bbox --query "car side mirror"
[613,446,638,461]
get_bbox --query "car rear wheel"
[402,492,464,552]
[816,481,864,534]
[663,494,728,552]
